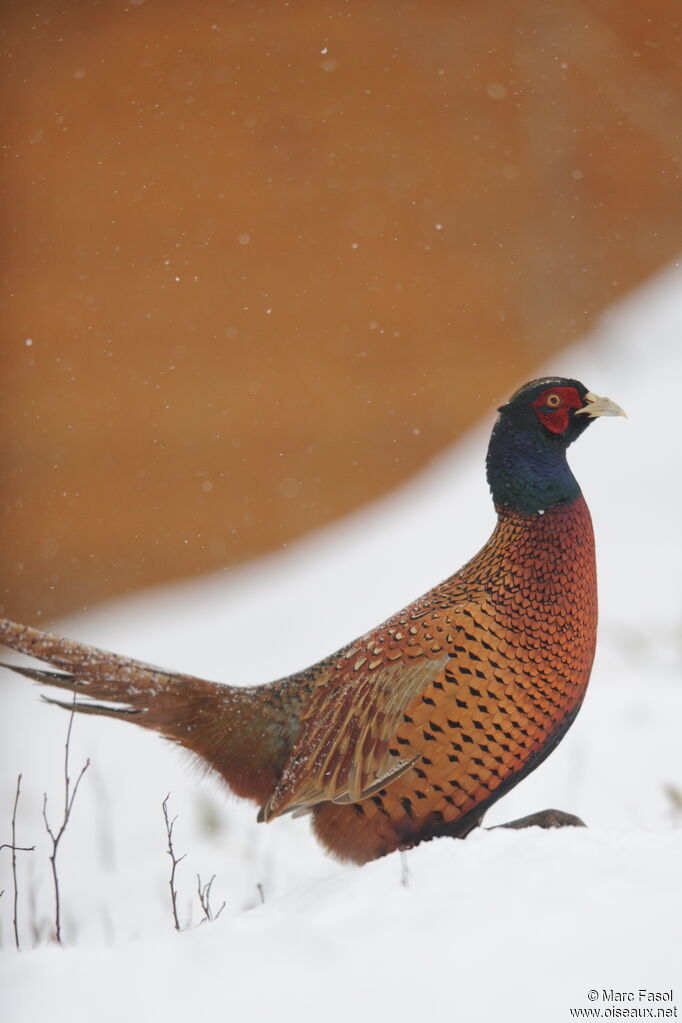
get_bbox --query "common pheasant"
[0,378,625,864]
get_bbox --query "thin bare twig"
[161,794,186,931]
[42,701,90,944]
[0,774,36,951]
[12,775,34,950]
[196,874,225,924]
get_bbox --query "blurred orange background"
[2,0,681,621]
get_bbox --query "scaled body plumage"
[0,378,625,863]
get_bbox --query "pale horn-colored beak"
[575,391,628,419]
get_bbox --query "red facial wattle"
[531,386,583,435]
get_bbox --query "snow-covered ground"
[1,263,681,1021]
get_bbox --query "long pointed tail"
[0,617,306,806]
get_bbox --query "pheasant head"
[486,377,626,515]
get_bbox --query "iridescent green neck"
[486,416,581,514]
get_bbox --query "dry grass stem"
[196,874,225,924]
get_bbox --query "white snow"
[1,262,682,1020]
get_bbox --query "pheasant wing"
[261,594,491,819]
[260,655,448,819]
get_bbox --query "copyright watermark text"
[569,990,677,1018]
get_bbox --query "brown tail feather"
[0,617,307,805]
[0,661,139,715]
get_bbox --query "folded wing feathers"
[263,653,449,817]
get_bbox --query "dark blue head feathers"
[486,377,594,514]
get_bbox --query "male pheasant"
[0,378,625,864]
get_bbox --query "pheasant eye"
[546,393,562,408]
